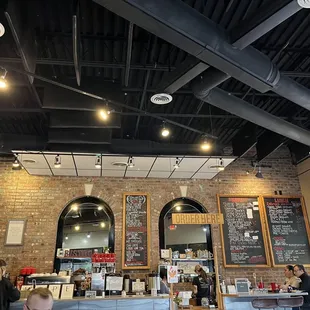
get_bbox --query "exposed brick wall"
[0,146,302,286]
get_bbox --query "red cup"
[271,283,276,291]
[258,282,264,289]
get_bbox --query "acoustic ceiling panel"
[102,156,129,170]
[52,169,77,176]
[147,171,171,178]
[102,170,125,177]
[78,169,101,177]
[176,157,208,172]
[19,153,48,169]
[151,157,176,172]
[130,157,156,171]
[45,154,75,169]
[74,155,99,170]
[192,172,218,179]
[125,170,149,178]
[26,168,52,176]
[170,171,195,179]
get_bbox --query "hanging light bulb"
[128,156,135,168]
[100,222,106,228]
[74,225,80,231]
[161,126,170,137]
[0,69,8,89]
[95,155,102,169]
[200,136,211,151]
[87,232,91,238]
[175,205,181,211]
[173,157,180,169]
[218,158,225,171]
[65,235,69,240]
[54,155,61,168]
[98,109,109,120]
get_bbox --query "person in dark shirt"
[0,260,20,310]
[192,265,212,306]
[159,269,170,294]
[294,264,310,310]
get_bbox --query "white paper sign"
[60,284,74,299]
[167,265,178,284]
[246,209,253,219]
[106,277,123,291]
[48,285,61,299]
[244,232,250,237]
[253,206,259,211]
[161,249,171,259]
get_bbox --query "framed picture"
[5,220,27,246]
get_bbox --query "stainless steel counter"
[222,292,308,310]
[10,295,171,310]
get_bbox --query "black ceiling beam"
[2,57,310,77]
[49,111,121,129]
[4,0,42,108]
[48,128,111,144]
[140,0,300,94]
[124,22,134,87]
[232,123,257,157]
[289,142,310,165]
[256,130,285,162]
[72,0,82,86]
[0,134,47,153]
[42,82,122,111]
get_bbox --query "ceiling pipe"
[192,86,310,146]
[94,0,310,111]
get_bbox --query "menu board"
[122,193,150,269]
[218,195,270,267]
[263,196,310,266]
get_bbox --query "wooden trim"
[217,195,270,268]
[122,192,151,269]
[262,195,310,267]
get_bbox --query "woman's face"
[284,267,292,278]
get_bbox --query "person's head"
[160,269,167,281]
[194,265,208,281]
[24,288,53,310]
[0,259,7,277]
[294,264,306,278]
[284,265,294,278]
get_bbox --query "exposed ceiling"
[15,152,235,179]
[0,0,310,163]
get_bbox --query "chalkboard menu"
[218,195,270,267]
[122,193,150,269]
[263,196,310,267]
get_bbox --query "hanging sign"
[172,213,224,225]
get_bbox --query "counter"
[222,292,308,310]
[10,295,171,310]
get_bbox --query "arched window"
[159,197,213,258]
[54,196,114,272]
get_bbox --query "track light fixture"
[128,156,135,168]
[200,136,211,151]
[173,157,180,169]
[218,158,225,171]
[255,167,264,179]
[54,155,61,168]
[98,107,111,121]
[12,156,20,168]
[95,155,102,169]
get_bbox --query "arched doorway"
[54,196,115,272]
[159,197,213,254]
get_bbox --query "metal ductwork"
[193,86,310,146]
[94,0,310,111]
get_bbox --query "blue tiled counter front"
[10,296,171,310]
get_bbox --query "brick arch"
[53,195,115,272]
[158,197,213,254]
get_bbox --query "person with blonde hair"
[24,288,53,310]
[0,259,20,310]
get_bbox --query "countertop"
[222,292,308,298]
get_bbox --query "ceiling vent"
[111,161,128,167]
[297,0,310,8]
[150,93,173,105]
[22,159,36,164]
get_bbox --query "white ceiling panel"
[102,156,129,170]
[147,171,171,178]
[78,169,101,177]
[125,170,148,178]
[177,157,208,172]
[130,157,155,171]
[20,153,48,169]
[192,172,218,179]
[26,168,52,176]
[170,171,195,179]
[198,157,235,173]
[52,169,76,176]
[74,155,98,170]
[45,154,75,169]
[151,157,175,172]
[102,170,125,177]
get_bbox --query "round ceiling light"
[297,0,310,8]
[22,159,36,164]
[111,161,128,167]
[150,93,173,105]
